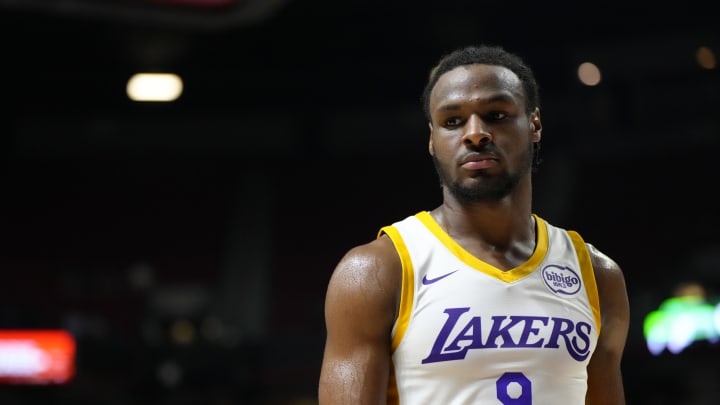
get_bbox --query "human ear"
[530,108,542,142]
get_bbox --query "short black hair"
[421,44,540,122]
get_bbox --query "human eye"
[443,117,464,128]
[486,111,508,122]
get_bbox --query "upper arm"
[585,243,630,405]
[318,236,401,405]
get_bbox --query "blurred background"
[1,0,719,404]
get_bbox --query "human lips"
[460,153,498,170]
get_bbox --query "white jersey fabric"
[378,211,601,405]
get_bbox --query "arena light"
[0,330,76,385]
[696,46,717,70]
[126,72,183,102]
[577,62,602,86]
[643,283,720,355]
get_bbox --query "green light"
[643,295,720,355]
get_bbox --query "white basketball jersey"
[378,211,600,405]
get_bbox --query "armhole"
[568,230,602,334]
[378,225,414,351]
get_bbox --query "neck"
[434,178,535,250]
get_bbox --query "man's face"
[427,64,540,203]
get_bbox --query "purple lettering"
[422,308,593,364]
[422,307,471,363]
[486,316,520,348]
[544,317,573,349]
[544,317,591,361]
[568,321,592,361]
[444,316,485,351]
[516,316,549,348]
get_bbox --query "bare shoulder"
[585,242,630,339]
[585,243,626,286]
[325,235,402,321]
[329,235,401,291]
[319,236,402,403]
[582,245,629,404]
[586,243,623,277]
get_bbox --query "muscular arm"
[585,243,630,405]
[318,236,401,404]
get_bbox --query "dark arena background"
[1,0,719,404]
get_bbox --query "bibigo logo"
[541,264,581,295]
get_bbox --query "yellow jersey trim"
[414,211,548,283]
[378,225,414,351]
[568,230,602,334]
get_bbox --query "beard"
[432,142,534,203]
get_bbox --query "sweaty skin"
[318,62,630,405]
[319,238,400,403]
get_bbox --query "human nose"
[462,115,492,146]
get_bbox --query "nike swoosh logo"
[422,270,459,285]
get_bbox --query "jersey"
[378,211,601,405]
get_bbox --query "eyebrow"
[436,93,517,112]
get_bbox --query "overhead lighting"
[577,62,602,87]
[126,72,183,102]
[0,330,76,385]
[696,46,717,70]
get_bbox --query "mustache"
[467,142,498,154]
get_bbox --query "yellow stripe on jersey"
[378,225,415,351]
[567,230,602,334]
[414,211,548,283]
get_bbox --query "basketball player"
[318,44,630,404]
